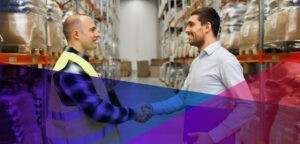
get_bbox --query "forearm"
[151,93,185,115]
[84,101,135,124]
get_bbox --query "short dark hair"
[191,7,220,37]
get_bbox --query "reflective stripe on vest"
[53,51,99,77]
[47,51,119,144]
[53,51,109,100]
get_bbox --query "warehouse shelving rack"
[0,0,120,66]
[0,53,52,66]
[159,0,300,77]
[160,0,300,63]
[158,0,300,144]
[168,51,300,64]
[0,1,120,143]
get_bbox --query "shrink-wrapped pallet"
[47,0,65,55]
[0,13,46,53]
[0,0,47,54]
[239,20,259,54]
[285,7,300,41]
[264,0,300,43]
[264,10,287,43]
[239,0,259,54]
[219,2,247,50]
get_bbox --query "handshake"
[134,104,153,123]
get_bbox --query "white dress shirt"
[152,41,256,143]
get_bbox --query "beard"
[188,28,204,48]
[189,38,204,48]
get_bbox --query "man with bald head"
[62,14,99,53]
[46,14,147,144]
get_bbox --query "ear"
[203,22,212,34]
[72,30,80,40]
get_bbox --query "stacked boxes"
[280,0,300,41]
[264,0,281,44]
[0,0,47,54]
[47,0,65,56]
[219,2,247,50]
[239,0,259,54]
[264,0,300,47]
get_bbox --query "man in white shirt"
[137,8,256,144]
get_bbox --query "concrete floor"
[120,71,166,87]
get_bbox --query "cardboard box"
[285,8,300,41]
[120,61,132,77]
[151,59,163,66]
[150,66,160,77]
[137,60,150,77]
[240,20,259,47]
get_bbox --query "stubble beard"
[189,28,204,49]
[190,39,204,48]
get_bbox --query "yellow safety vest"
[46,51,120,144]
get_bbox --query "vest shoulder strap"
[53,51,99,77]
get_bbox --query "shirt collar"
[202,41,221,56]
[64,46,89,61]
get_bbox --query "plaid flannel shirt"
[53,46,135,124]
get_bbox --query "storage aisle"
[121,71,167,87]
[0,0,300,144]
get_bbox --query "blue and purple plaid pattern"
[53,46,135,124]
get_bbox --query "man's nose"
[95,31,100,38]
[185,27,190,34]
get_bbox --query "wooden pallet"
[31,48,46,55]
[239,48,258,55]
[0,44,46,55]
[0,44,27,53]
[264,40,300,52]
[48,46,63,57]
[228,49,239,55]
[263,48,284,53]
[48,51,61,57]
